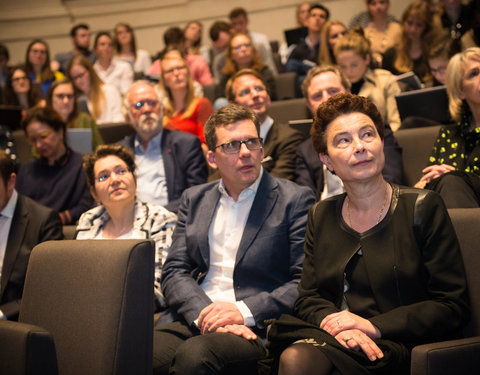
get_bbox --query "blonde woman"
[67,55,124,124]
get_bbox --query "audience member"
[25,39,64,97]
[0,149,63,321]
[184,21,203,56]
[93,31,133,95]
[152,103,315,375]
[46,79,103,150]
[159,51,213,147]
[262,93,469,375]
[16,107,93,224]
[120,80,207,212]
[67,55,124,124]
[382,0,437,84]
[149,27,213,86]
[229,7,278,75]
[415,47,480,208]
[318,20,347,65]
[286,3,330,96]
[53,23,96,74]
[0,44,10,89]
[227,69,303,180]
[334,28,401,130]
[436,0,473,47]
[216,32,277,101]
[362,0,402,67]
[75,144,177,311]
[348,0,398,29]
[296,2,313,27]
[114,22,152,77]
[206,21,232,78]
[295,65,404,200]
[3,66,44,114]
[461,0,480,49]
[427,30,455,86]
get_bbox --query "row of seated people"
[0,93,473,374]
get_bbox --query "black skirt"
[258,314,410,375]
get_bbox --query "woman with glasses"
[75,144,177,310]
[3,66,44,114]
[24,39,64,96]
[216,32,277,101]
[16,106,93,224]
[67,54,124,124]
[159,50,213,149]
[46,79,103,150]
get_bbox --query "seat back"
[269,98,310,125]
[275,72,297,100]
[448,208,480,337]
[97,122,135,144]
[19,239,154,375]
[394,126,441,186]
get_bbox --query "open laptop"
[395,85,450,124]
[67,128,92,155]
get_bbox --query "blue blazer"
[158,171,315,337]
[121,129,207,213]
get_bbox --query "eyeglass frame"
[95,166,133,183]
[214,137,263,154]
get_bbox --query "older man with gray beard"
[120,80,207,213]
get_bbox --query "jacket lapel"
[196,186,220,265]
[161,130,175,202]
[235,172,278,265]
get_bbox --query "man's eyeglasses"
[215,137,263,154]
[237,86,266,98]
[131,100,159,110]
[96,166,131,183]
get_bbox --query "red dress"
[165,97,213,144]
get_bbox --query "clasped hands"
[320,311,383,362]
[197,301,257,340]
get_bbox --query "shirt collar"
[134,131,163,154]
[218,167,264,201]
[259,116,274,144]
[1,189,18,219]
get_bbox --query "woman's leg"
[278,343,333,375]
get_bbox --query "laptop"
[284,27,308,46]
[395,85,450,124]
[67,128,92,155]
[0,105,22,130]
[288,118,313,141]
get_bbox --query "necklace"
[347,183,389,229]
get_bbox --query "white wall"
[0,0,408,65]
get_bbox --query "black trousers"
[427,172,480,208]
[153,320,266,375]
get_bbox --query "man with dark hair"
[152,103,314,374]
[226,69,303,180]
[53,23,95,73]
[228,7,278,75]
[121,80,207,213]
[296,65,404,200]
[202,21,231,74]
[286,3,330,96]
[0,150,63,321]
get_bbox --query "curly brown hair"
[311,93,384,154]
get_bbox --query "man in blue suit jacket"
[153,104,315,374]
[121,81,207,213]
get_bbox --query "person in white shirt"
[152,103,314,375]
[93,31,134,95]
[113,23,152,77]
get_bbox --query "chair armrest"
[411,336,480,375]
[0,320,58,375]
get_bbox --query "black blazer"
[121,129,207,213]
[0,194,63,320]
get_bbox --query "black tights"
[278,343,333,375]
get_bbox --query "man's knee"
[170,336,219,375]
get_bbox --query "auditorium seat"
[269,98,310,125]
[0,239,154,375]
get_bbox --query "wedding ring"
[345,337,352,343]
[336,320,340,326]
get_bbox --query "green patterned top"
[428,105,480,176]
